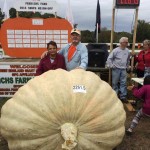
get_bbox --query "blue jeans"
[144,67,150,77]
[112,68,127,99]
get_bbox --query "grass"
[0,98,9,111]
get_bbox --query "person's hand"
[75,67,83,69]
[126,66,131,72]
[127,66,131,70]
[135,63,138,68]
[41,51,48,59]
[131,52,136,57]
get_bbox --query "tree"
[42,13,55,19]
[81,29,133,44]
[99,30,111,43]
[19,12,34,18]
[81,30,95,43]
[9,8,16,18]
[114,32,132,43]
[136,20,150,42]
[32,12,42,18]
[0,8,5,27]
[18,11,61,19]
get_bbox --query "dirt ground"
[0,92,150,150]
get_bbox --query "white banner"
[14,0,58,13]
[0,64,38,97]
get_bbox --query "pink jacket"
[132,85,150,115]
[135,49,150,71]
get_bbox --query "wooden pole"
[16,11,19,18]
[130,8,139,78]
[55,12,57,18]
[109,7,115,85]
[110,8,115,52]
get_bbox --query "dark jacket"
[36,53,66,75]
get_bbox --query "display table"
[125,77,144,112]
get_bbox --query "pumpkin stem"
[61,123,78,150]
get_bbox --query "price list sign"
[0,18,72,58]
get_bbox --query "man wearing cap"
[41,29,88,71]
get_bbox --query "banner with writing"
[0,63,38,97]
[14,0,58,13]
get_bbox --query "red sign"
[116,0,140,8]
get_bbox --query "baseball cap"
[70,29,81,35]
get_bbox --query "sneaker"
[121,98,129,104]
[130,100,137,106]
[126,128,132,136]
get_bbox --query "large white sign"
[0,62,38,97]
[14,0,58,13]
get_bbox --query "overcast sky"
[0,0,149,33]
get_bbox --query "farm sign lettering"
[0,63,38,97]
[0,77,32,84]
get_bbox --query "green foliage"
[19,12,34,18]
[18,11,58,19]
[9,8,16,18]
[99,30,111,43]
[32,12,42,18]
[81,29,133,43]
[136,20,150,42]
[42,13,55,18]
[0,8,5,27]
[114,31,133,43]
[81,30,95,43]
[8,7,62,19]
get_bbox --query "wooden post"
[55,12,57,18]
[130,8,139,78]
[16,11,19,18]
[109,7,115,85]
[110,8,115,52]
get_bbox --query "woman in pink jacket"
[126,75,150,135]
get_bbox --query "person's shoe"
[121,98,129,104]
[126,128,132,136]
[130,100,137,106]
